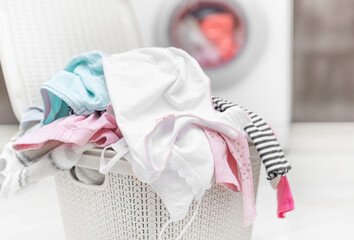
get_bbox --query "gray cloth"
[0,106,97,196]
[0,132,94,197]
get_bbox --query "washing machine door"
[154,0,266,89]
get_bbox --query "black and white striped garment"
[212,96,291,180]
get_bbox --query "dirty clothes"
[41,51,109,125]
[14,105,121,151]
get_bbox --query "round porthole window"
[155,0,266,88]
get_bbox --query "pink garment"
[203,129,256,227]
[204,130,240,191]
[277,176,295,218]
[14,105,122,151]
[269,125,295,218]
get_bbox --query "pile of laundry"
[0,47,294,230]
[178,7,244,67]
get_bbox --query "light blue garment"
[20,106,44,130]
[40,51,109,125]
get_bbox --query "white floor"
[253,123,354,240]
[0,123,354,240]
[0,125,64,240]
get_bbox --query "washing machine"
[130,0,292,146]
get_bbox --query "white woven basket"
[55,146,261,240]
[0,0,261,238]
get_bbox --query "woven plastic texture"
[8,0,140,107]
[55,148,261,240]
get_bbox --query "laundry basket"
[0,0,262,239]
[55,146,261,240]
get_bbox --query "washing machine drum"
[154,0,266,88]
